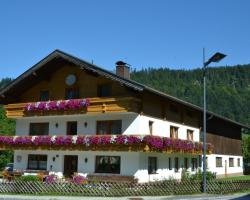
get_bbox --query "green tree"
[0,78,14,170]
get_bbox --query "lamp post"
[202,49,226,193]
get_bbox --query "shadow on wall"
[122,114,140,134]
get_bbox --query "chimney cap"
[116,61,127,66]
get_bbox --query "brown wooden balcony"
[4,97,141,118]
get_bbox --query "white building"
[0,50,246,182]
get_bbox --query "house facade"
[0,50,246,182]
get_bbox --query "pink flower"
[37,102,46,110]
[72,175,87,185]
[48,101,57,110]
[89,136,99,145]
[76,136,84,144]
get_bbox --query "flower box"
[0,135,213,154]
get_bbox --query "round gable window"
[65,74,77,86]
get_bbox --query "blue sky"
[0,0,250,79]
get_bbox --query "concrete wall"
[15,113,200,142]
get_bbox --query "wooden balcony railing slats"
[4,97,141,118]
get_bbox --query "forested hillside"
[0,78,15,169]
[131,64,250,126]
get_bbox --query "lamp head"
[205,52,226,66]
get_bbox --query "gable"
[20,64,135,102]
[0,50,142,104]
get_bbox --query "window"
[237,158,241,167]
[97,120,122,135]
[191,158,198,171]
[170,126,178,139]
[29,123,49,136]
[28,154,47,170]
[95,156,120,174]
[187,130,194,141]
[97,85,111,97]
[184,158,189,169]
[65,88,79,99]
[168,158,172,170]
[67,121,77,135]
[148,157,157,174]
[174,157,179,172]
[229,158,234,167]
[149,121,154,135]
[216,157,223,167]
[40,90,49,101]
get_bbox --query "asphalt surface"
[0,193,250,200]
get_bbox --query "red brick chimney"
[116,61,130,79]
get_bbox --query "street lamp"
[202,49,226,193]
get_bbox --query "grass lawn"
[219,175,250,181]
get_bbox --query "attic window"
[65,88,79,100]
[97,85,111,97]
[40,90,49,101]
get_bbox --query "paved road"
[0,194,250,200]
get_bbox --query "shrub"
[181,168,215,181]
[190,169,215,181]
[181,169,191,181]
[17,175,40,182]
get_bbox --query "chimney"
[115,61,130,79]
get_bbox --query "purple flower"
[127,136,141,145]
[46,174,57,184]
[72,175,87,185]
[76,136,84,144]
[3,136,14,145]
[81,99,90,107]
[24,98,90,112]
[115,135,126,144]
[63,136,72,145]
[99,135,111,145]
[89,136,100,145]
[14,136,32,145]
[58,101,66,110]
[143,135,163,150]
[54,136,64,145]
[48,101,57,110]
[37,102,46,110]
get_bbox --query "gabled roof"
[0,49,249,129]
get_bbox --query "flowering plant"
[45,174,57,184]
[72,175,88,185]
[24,99,90,112]
[0,135,213,154]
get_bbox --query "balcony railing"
[0,135,213,154]
[4,97,141,118]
